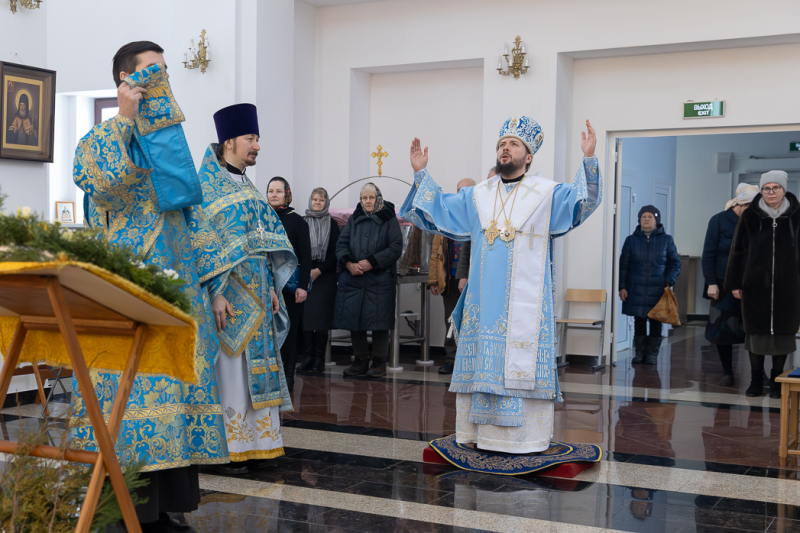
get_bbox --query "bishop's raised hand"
[580,119,597,159]
[410,137,428,172]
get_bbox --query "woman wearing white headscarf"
[702,183,758,387]
[299,187,341,373]
[727,171,800,398]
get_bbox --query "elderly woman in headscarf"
[333,182,403,378]
[267,176,312,392]
[298,187,341,374]
[727,171,800,398]
[702,183,758,387]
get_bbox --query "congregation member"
[298,187,341,374]
[75,41,230,531]
[401,117,602,454]
[702,183,757,387]
[618,205,681,365]
[334,182,403,378]
[267,177,312,392]
[428,178,475,375]
[198,103,297,474]
[727,171,800,398]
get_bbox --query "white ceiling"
[300,0,387,6]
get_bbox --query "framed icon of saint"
[0,62,56,162]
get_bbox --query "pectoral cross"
[371,145,388,176]
[256,219,266,244]
[485,220,500,249]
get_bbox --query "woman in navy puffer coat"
[619,205,681,365]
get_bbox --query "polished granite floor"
[2,325,799,532]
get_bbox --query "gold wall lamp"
[183,29,211,74]
[10,0,42,13]
[497,36,529,80]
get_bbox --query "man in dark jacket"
[334,183,404,378]
[619,205,681,365]
[429,178,476,374]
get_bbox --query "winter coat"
[333,201,403,332]
[619,224,681,318]
[725,192,800,336]
[702,208,739,286]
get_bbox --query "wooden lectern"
[0,263,198,533]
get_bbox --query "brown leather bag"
[647,286,681,326]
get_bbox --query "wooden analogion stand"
[0,263,198,533]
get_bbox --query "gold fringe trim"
[229,447,285,462]
[252,398,284,409]
[269,364,279,372]
[252,367,266,374]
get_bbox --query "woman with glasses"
[727,171,800,398]
[333,182,403,378]
[701,183,758,387]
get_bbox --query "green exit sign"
[684,101,725,119]
[791,142,800,152]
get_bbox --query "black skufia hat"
[213,103,259,144]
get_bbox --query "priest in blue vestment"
[74,41,230,530]
[199,103,297,475]
[401,117,602,454]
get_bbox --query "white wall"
[0,4,48,215]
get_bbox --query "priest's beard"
[232,142,258,167]
[496,154,527,178]
[16,108,27,119]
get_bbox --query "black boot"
[745,352,764,397]
[632,335,647,364]
[366,357,386,378]
[644,336,662,365]
[309,331,327,373]
[343,356,369,377]
[297,331,315,373]
[769,355,787,399]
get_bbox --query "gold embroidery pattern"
[225,411,255,444]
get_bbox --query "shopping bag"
[647,286,681,326]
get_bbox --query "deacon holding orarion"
[198,103,297,474]
[401,117,602,455]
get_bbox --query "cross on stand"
[371,145,388,176]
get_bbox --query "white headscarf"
[725,183,759,210]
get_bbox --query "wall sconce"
[497,36,529,80]
[183,29,211,74]
[9,0,41,13]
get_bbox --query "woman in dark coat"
[702,183,758,387]
[726,171,800,398]
[333,182,403,378]
[298,187,341,374]
[619,205,681,365]
[267,176,312,393]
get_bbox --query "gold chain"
[486,177,524,248]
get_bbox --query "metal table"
[387,273,431,372]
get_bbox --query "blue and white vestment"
[400,158,601,453]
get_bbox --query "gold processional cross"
[371,145,388,176]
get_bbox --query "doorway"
[611,129,800,361]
